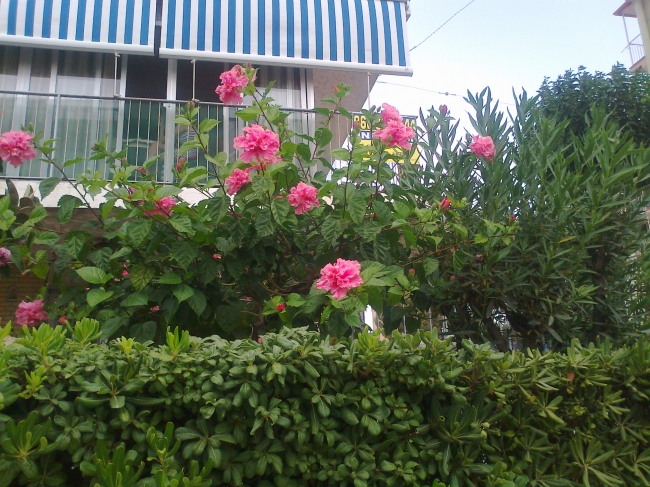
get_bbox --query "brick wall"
[0,266,45,332]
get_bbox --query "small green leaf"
[87,289,114,307]
[76,267,109,285]
[122,292,149,307]
[159,273,182,285]
[173,284,195,303]
[423,258,439,276]
[39,177,60,200]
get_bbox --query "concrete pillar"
[633,0,650,61]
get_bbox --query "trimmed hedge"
[1,321,650,487]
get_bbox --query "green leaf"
[286,294,306,307]
[76,267,109,285]
[373,201,392,225]
[331,149,350,161]
[235,106,262,122]
[87,289,114,307]
[155,186,182,198]
[130,321,157,342]
[171,241,198,269]
[271,198,291,226]
[64,232,86,258]
[206,197,229,225]
[170,215,195,235]
[57,195,83,224]
[173,284,195,303]
[199,118,219,133]
[187,289,207,316]
[32,262,49,279]
[122,292,149,307]
[475,234,488,244]
[27,205,47,224]
[255,210,275,238]
[321,215,344,246]
[130,264,156,292]
[39,177,60,200]
[451,223,468,238]
[423,258,439,276]
[346,192,367,225]
[159,273,182,285]
[33,232,59,246]
[127,219,152,246]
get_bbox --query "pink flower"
[145,196,176,218]
[509,214,516,223]
[215,65,251,105]
[233,125,281,168]
[287,182,320,215]
[381,103,402,124]
[440,197,452,211]
[275,303,285,312]
[175,163,183,172]
[58,316,68,324]
[0,131,37,168]
[439,105,448,116]
[122,269,129,277]
[470,135,496,162]
[15,300,48,327]
[316,259,364,300]
[150,306,160,312]
[225,168,251,195]
[0,247,11,267]
[213,254,221,260]
[333,86,340,93]
[373,121,415,151]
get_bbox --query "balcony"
[0,90,324,184]
[623,34,647,71]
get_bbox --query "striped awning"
[0,0,156,54]
[160,0,412,75]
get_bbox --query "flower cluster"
[373,104,415,151]
[0,130,37,168]
[215,65,253,105]
[470,135,496,162]
[233,124,281,168]
[288,182,320,215]
[316,259,364,300]
[15,299,48,327]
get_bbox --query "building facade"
[615,0,649,72]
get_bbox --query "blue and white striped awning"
[160,0,412,75]
[0,0,156,54]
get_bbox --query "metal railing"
[623,34,645,67]
[0,90,352,183]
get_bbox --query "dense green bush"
[538,64,650,148]
[2,320,650,487]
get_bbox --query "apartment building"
[615,0,649,72]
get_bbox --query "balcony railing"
[623,34,645,67]
[0,90,335,183]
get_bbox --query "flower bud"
[408,268,415,277]
[58,316,68,324]
[509,214,516,223]
[189,100,195,108]
[213,254,221,260]
[439,105,448,116]
[276,303,286,313]
[450,275,456,281]
[257,336,263,343]
[440,197,452,211]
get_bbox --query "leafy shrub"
[2,66,650,350]
[538,64,650,148]
[1,321,650,486]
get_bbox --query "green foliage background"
[2,321,650,487]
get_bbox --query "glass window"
[0,46,19,90]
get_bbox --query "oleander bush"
[1,320,650,487]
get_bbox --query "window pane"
[0,46,19,90]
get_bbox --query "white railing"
[623,34,645,67]
[0,91,323,183]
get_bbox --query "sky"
[370,0,639,129]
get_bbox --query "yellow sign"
[352,113,420,163]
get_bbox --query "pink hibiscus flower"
[15,299,48,327]
[469,135,496,162]
[316,259,364,300]
[0,247,11,267]
[373,120,415,151]
[144,196,176,218]
[287,182,320,215]
[215,65,253,105]
[0,131,37,168]
[233,124,281,168]
[381,103,403,124]
[225,168,251,195]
